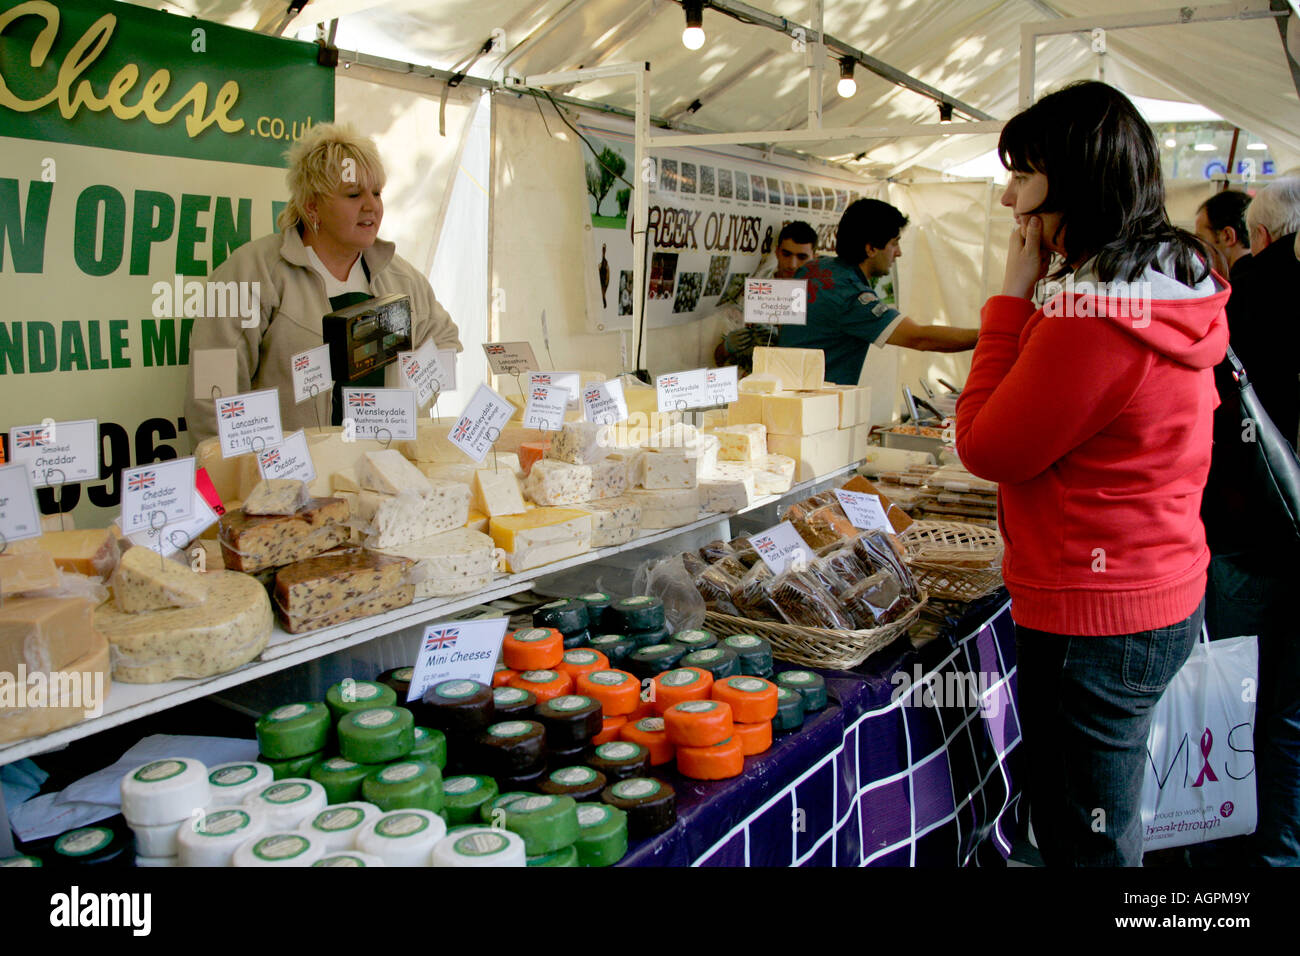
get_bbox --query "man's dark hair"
[1198,190,1252,249]
[835,199,908,265]
[778,220,818,247]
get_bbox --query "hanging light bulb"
[837,56,857,98]
[938,102,953,124]
[1164,137,1177,149]
[682,0,705,50]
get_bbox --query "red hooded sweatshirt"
[956,258,1229,636]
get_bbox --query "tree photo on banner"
[0,0,332,527]
[577,116,871,335]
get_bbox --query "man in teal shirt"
[780,199,977,384]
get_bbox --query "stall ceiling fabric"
[125,0,1300,175]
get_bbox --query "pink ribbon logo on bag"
[1192,728,1218,787]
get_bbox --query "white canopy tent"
[120,0,1300,419]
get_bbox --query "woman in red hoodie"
[956,81,1229,867]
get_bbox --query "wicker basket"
[899,520,1004,602]
[705,596,926,670]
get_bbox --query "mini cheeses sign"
[407,618,509,700]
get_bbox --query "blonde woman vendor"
[185,122,461,445]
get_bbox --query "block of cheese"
[112,545,208,613]
[0,596,99,675]
[642,452,701,490]
[639,423,699,454]
[0,634,110,745]
[737,373,785,395]
[0,549,60,596]
[401,418,476,464]
[481,452,523,479]
[622,382,660,416]
[850,424,870,462]
[714,424,767,463]
[94,571,272,683]
[699,409,728,432]
[417,462,477,488]
[607,411,683,449]
[726,394,764,427]
[358,451,433,497]
[762,392,841,436]
[855,385,873,424]
[701,471,755,513]
[816,386,859,429]
[752,347,824,390]
[275,549,414,621]
[331,468,361,493]
[754,454,797,495]
[26,528,117,579]
[372,529,497,599]
[573,496,642,547]
[627,487,700,529]
[279,585,415,634]
[607,448,646,488]
[304,431,387,499]
[489,509,592,572]
[244,479,311,516]
[518,441,549,477]
[196,437,262,504]
[524,460,592,506]
[546,422,614,465]
[767,429,853,482]
[357,480,471,549]
[473,469,527,517]
[218,498,350,573]
[465,511,489,533]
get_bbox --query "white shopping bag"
[1140,631,1258,851]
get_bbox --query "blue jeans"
[1015,600,1203,866]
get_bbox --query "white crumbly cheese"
[525,459,593,506]
[545,421,614,465]
[331,468,361,493]
[372,528,496,598]
[628,487,700,529]
[714,424,768,463]
[243,479,311,516]
[473,468,527,516]
[643,452,702,490]
[574,496,642,547]
[607,448,646,488]
[701,472,755,512]
[358,479,472,548]
[737,373,786,395]
[417,462,477,486]
[112,546,208,613]
[754,453,797,494]
[358,450,434,496]
[589,458,628,500]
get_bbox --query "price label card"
[743,277,808,325]
[342,388,417,441]
[436,349,458,390]
[655,369,710,412]
[523,383,567,432]
[122,490,218,557]
[291,345,332,405]
[120,457,197,534]
[407,617,510,701]
[527,371,581,405]
[8,419,99,487]
[834,490,893,533]
[215,388,284,458]
[706,366,740,405]
[257,430,317,483]
[447,384,515,463]
[0,463,42,544]
[583,379,629,425]
[398,339,446,407]
[482,341,540,375]
[751,521,812,575]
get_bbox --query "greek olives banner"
[0,0,333,527]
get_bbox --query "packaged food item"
[806,552,854,600]
[766,568,856,630]
[841,570,907,629]
[274,548,414,621]
[371,528,497,599]
[356,481,472,549]
[277,585,415,634]
[789,501,859,551]
[679,551,709,577]
[729,562,779,622]
[729,535,760,568]
[243,479,311,516]
[713,555,749,579]
[698,540,735,564]
[218,498,350,573]
[819,546,869,591]
[853,530,921,600]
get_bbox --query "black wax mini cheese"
[562,628,592,650]
[377,666,416,702]
[628,624,672,649]
[723,635,774,677]
[51,824,132,868]
[475,719,548,778]
[671,629,718,652]
[535,694,603,750]
[681,646,741,679]
[774,687,805,733]
[589,634,636,664]
[601,776,677,839]
[492,686,538,721]
[497,765,547,793]
[422,679,496,737]
[626,643,687,681]
[533,598,590,634]
[775,670,828,712]
[612,595,665,633]
[588,741,650,782]
[539,765,608,801]
[577,592,613,631]
[547,743,594,772]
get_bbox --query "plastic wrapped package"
[853,531,921,601]
[275,584,416,634]
[841,570,907,629]
[713,555,749,579]
[729,535,760,568]
[806,552,854,600]
[355,482,472,550]
[680,551,709,577]
[694,565,740,616]
[698,540,735,564]
[765,568,856,630]
[632,554,706,633]
[789,502,859,552]
[729,562,780,622]
[274,548,416,622]
[819,546,869,588]
[218,498,351,573]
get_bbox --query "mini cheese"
[546,422,614,465]
[489,509,592,572]
[372,529,496,599]
[767,429,853,482]
[112,545,208,613]
[473,469,527,517]
[244,479,311,516]
[358,451,434,496]
[762,392,841,436]
[714,424,767,463]
[573,496,642,547]
[752,346,825,390]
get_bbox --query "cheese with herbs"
[357,479,471,549]
[244,479,311,516]
[218,498,351,573]
[627,487,700,529]
[573,496,642,547]
[274,549,414,620]
[372,528,497,599]
[112,545,208,613]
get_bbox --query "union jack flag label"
[454,419,471,440]
[405,360,420,376]
[424,628,460,650]
[660,376,678,387]
[14,428,50,448]
[260,450,280,467]
[128,471,155,491]
[751,282,773,294]
[293,355,310,371]
[756,538,775,554]
[349,393,376,408]
[485,345,506,354]
[220,402,245,418]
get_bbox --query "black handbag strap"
[1225,345,1248,386]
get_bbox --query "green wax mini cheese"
[503,794,581,856]
[256,701,330,760]
[533,598,589,634]
[671,629,718,652]
[612,596,665,633]
[411,727,447,769]
[337,706,415,764]
[626,643,686,680]
[326,680,397,723]
[443,775,500,826]
[310,756,375,804]
[526,844,580,867]
[578,592,613,631]
[362,760,444,813]
[574,803,628,867]
[627,624,672,649]
[773,687,805,733]
[261,750,324,781]
[723,635,774,677]
[681,646,740,679]
[588,634,635,664]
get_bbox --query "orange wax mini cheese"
[503,627,564,671]
[733,720,773,756]
[519,441,551,477]
[593,715,628,745]
[619,716,675,766]
[493,666,518,688]
[663,700,734,748]
[557,647,610,685]
[507,668,574,703]
[576,669,641,717]
[651,667,714,715]
[676,735,745,780]
[711,676,778,723]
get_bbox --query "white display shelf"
[0,463,860,767]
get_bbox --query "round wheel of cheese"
[121,757,210,827]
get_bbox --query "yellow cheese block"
[767,429,853,482]
[26,528,118,579]
[814,386,859,429]
[0,633,111,745]
[762,392,841,436]
[726,394,765,427]
[851,423,871,461]
[0,596,99,675]
[488,508,592,572]
[752,347,825,390]
[111,545,208,613]
[0,549,60,596]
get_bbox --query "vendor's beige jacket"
[184,227,462,447]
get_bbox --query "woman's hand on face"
[1001,216,1052,299]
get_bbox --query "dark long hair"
[998,81,1209,285]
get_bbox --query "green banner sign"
[0,0,333,167]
